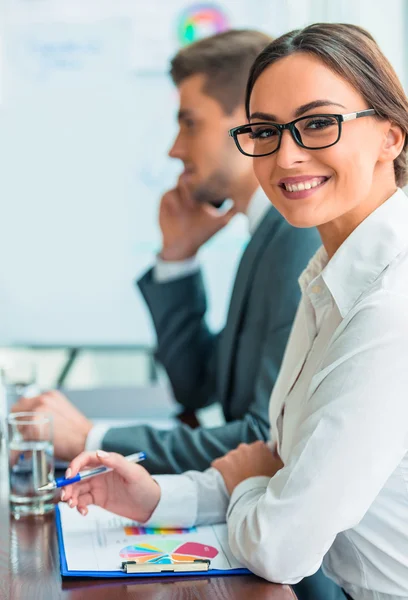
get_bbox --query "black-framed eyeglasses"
[228,109,376,157]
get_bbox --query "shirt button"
[311,285,322,294]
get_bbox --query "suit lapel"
[218,207,281,405]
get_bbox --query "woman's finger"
[62,481,91,504]
[71,490,95,510]
[93,450,145,482]
[64,481,91,505]
[66,451,104,479]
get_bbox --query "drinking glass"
[7,412,55,517]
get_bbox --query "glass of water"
[7,412,55,517]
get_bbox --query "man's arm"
[138,267,219,411]
[101,408,270,474]
[137,182,236,412]
[10,236,281,469]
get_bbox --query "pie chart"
[120,540,219,564]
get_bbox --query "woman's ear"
[378,122,406,163]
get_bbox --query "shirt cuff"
[154,255,200,283]
[227,476,270,519]
[85,423,110,452]
[143,474,198,528]
[188,467,229,525]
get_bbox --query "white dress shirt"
[146,188,408,600]
[85,188,271,451]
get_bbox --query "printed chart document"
[57,503,249,578]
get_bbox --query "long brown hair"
[245,23,408,186]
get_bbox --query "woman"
[62,24,408,599]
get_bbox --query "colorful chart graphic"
[120,541,219,564]
[124,526,196,536]
[178,3,229,46]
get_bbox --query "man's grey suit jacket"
[102,204,321,473]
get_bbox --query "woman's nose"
[275,129,308,169]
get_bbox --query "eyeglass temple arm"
[342,109,376,122]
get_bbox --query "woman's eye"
[304,117,336,130]
[249,127,278,140]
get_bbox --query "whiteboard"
[0,0,302,346]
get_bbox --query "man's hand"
[62,450,161,522]
[11,390,92,461]
[211,441,284,495]
[159,179,236,261]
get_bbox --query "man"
[13,30,320,474]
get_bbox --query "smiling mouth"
[279,177,330,193]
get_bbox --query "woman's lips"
[279,176,330,200]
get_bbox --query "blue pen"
[37,451,146,492]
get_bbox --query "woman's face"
[250,53,392,228]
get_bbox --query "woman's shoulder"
[345,249,408,335]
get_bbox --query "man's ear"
[378,122,406,163]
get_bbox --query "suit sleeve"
[101,406,271,474]
[137,268,218,411]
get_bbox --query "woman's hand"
[211,441,284,495]
[61,450,161,522]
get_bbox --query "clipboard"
[55,505,251,579]
[122,559,210,574]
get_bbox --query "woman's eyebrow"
[295,100,346,117]
[250,100,347,122]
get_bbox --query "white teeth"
[283,178,326,192]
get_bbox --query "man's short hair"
[170,29,273,115]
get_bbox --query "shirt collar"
[300,188,408,317]
[245,187,272,236]
[298,246,328,294]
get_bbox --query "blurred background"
[0,0,406,391]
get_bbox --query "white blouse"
[148,188,408,600]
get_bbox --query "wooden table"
[0,440,296,600]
